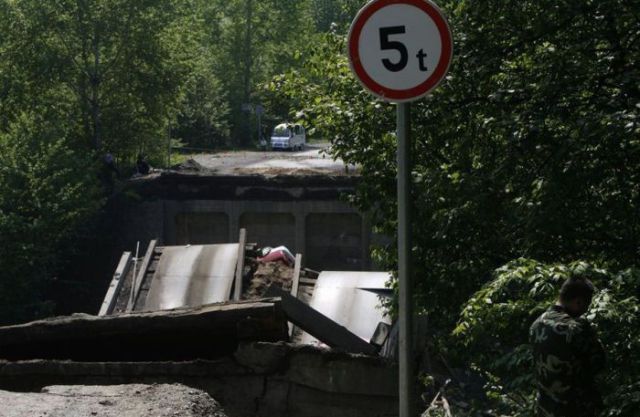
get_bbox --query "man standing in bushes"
[530,275,606,417]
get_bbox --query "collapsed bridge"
[0,234,401,417]
[0,151,406,417]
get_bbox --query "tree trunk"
[241,0,253,147]
[77,0,92,147]
[91,22,102,150]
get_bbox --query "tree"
[454,260,640,416]
[310,0,363,32]
[0,112,102,325]
[265,0,640,331]
[211,0,314,146]
[0,0,191,159]
[0,0,201,324]
[173,64,230,150]
[169,0,231,150]
[266,3,640,414]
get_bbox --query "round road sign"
[348,0,453,102]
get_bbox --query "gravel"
[0,384,227,417]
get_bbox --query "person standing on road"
[100,151,120,194]
[136,153,151,175]
[529,274,606,417]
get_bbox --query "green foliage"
[174,64,230,149]
[0,0,194,159]
[454,260,640,417]
[265,2,640,414]
[171,10,231,149]
[310,0,363,32]
[0,0,331,324]
[205,0,315,145]
[264,0,640,334]
[0,0,198,322]
[0,112,102,324]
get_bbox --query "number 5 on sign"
[348,0,453,103]
[380,26,430,72]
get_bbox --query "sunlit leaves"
[0,112,102,324]
[266,1,640,415]
[456,260,640,416]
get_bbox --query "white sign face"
[348,0,453,102]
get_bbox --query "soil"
[171,158,218,175]
[243,261,294,299]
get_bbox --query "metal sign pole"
[397,101,414,417]
[347,3,451,416]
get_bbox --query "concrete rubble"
[0,226,400,417]
[0,342,398,417]
[0,383,226,417]
[243,261,293,298]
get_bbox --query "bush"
[454,259,640,417]
[0,113,102,324]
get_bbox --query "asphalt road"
[192,142,358,176]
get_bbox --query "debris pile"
[0,234,400,417]
[243,260,294,299]
[241,244,320,306]
[169,158,219,176]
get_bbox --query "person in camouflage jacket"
[529,275,606,417]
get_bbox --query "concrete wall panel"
[120,200,371,272]
[175,212,229,245]
[240,212,296,250]
[305,213,364,271]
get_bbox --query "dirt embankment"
[243,260,294,299]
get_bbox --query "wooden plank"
[233,229,247,301]
[288,254,303,336]
[303,268,320,278]
[128,239,157,312]
[290,254,302,298]
[98,252,132,316]
[133,263,159,312]
[265,285,378,355]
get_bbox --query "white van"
[270,123,306,151]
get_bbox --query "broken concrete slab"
[143,243,240,311]
[286,347,398,397]
[0,383,226,417]
[0,299,288,361]
[234,341,290,374]
[265,286,378,355]
[299,271,392,346]
[0,343,398,417]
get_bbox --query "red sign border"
[348,0,453,102]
